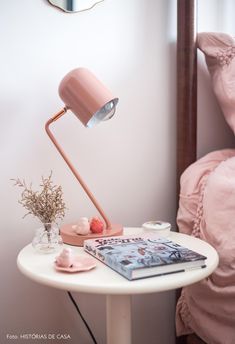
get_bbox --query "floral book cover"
[84,235,207,280]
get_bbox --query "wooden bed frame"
[176,1,205,344]
[177,0,197,189]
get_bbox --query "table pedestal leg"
[106,295,131,344]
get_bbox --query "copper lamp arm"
[45,108,111,229]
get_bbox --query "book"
[83,234,207,280]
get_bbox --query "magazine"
[83,234,207,280]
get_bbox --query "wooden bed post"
[176,1,198,344]
[177,0,197,194]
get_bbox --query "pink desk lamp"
[45,68,123,246]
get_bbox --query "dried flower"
[12,172,66,225]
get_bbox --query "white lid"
[142,221,171,231]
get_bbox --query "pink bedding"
[197,32,235,134]
[176,149,235,344]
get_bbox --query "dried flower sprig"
[12,172,66,225]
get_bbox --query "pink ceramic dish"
[54,255,96,273]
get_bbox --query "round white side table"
[17,228,219,344]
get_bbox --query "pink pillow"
[197,32,235,134]
[176,149,235,344]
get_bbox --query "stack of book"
[84,234,207,280]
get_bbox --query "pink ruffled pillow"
[176,149,235,344]
[197,32,235,134]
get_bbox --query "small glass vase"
[32,223,63,253]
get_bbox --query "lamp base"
[60,223,123,246]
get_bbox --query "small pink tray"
[54,255,96,273]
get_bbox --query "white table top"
[17,228,219,295]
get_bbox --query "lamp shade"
[58,68,118,127]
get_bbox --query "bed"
[176,1,235,344]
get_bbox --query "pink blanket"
[176,149,235,344]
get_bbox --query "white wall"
[197,0,235,158]
[0,1,177,344]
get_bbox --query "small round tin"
[142,221,171,237]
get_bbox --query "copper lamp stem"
[45,108,112,229]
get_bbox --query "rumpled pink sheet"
[197,32,235,134]
[176,149,235,344]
